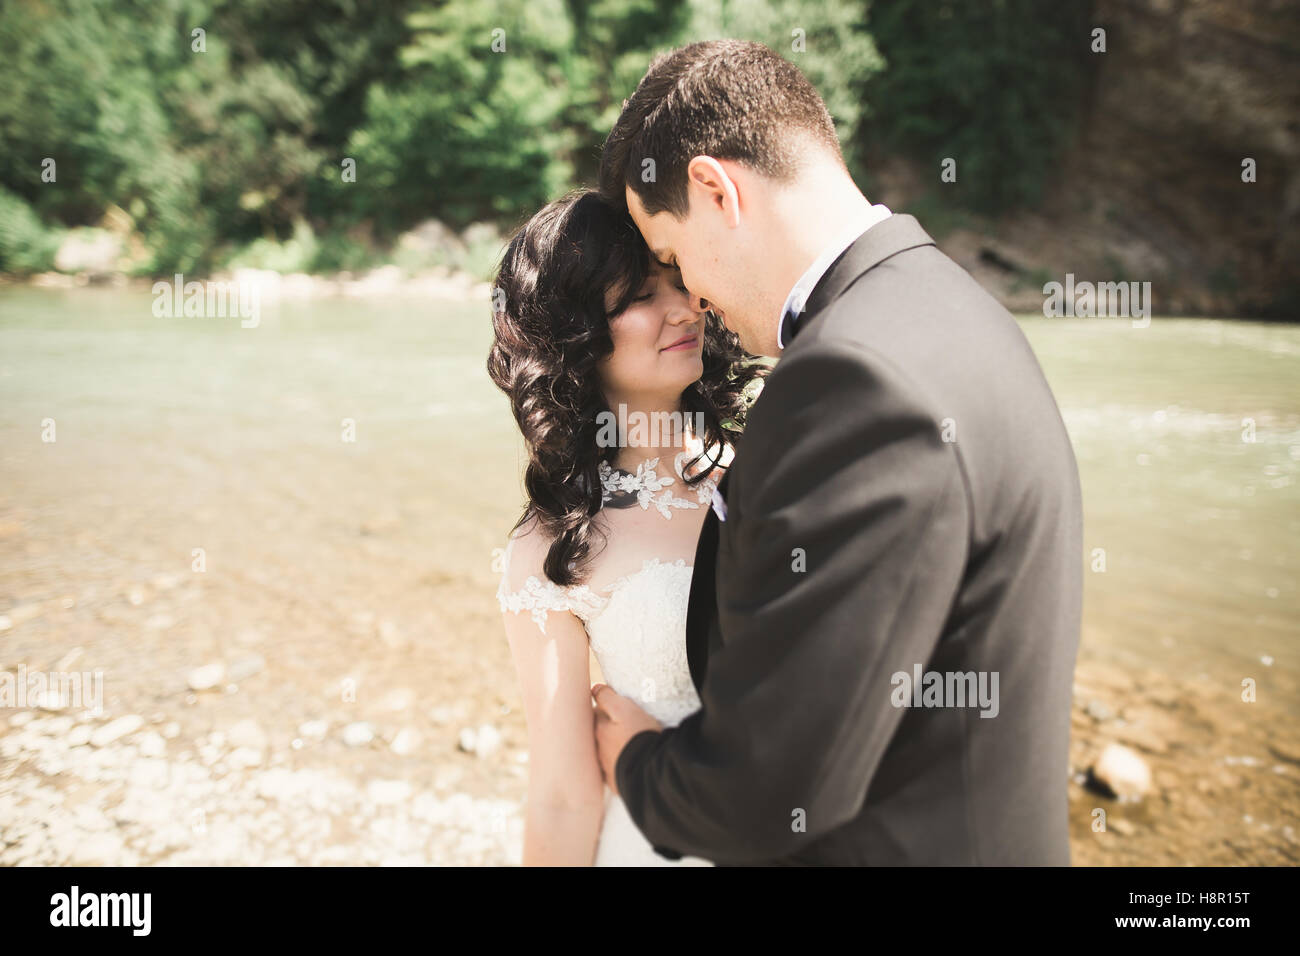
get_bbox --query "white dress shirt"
[777,203,892,349]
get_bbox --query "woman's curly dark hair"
[487,188,768,587]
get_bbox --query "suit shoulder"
[767,336,947,426]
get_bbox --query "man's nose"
[688,294,711,316]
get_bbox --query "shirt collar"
[777,203,892,349]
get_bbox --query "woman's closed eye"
[632,271,688,302]
[633,282,687,302]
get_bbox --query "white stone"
[54,230,122,274]
[227,747,264,769]
[67,724,92,746]
[43,716,74,736]
[379,687,415,712]
[227,654,265,683]
[33,687,73,710]
[472,724,501,758]
[89,715,145,747]
[298,719,328,740]
[390,728,420,756]
[136,731,166,758]
[1092,743,1152,799]
[342,722,374,747]
[187,662,226,691]
[428,705,457,725]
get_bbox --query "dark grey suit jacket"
[614,213,1083,865]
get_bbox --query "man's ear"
[685,156,742,229]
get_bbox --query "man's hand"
[592,683,662,798]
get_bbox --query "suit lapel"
[686,468,729,692]
[796,214,936,339]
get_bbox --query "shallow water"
[1,291,1296,709]
[1019,317,1298,715]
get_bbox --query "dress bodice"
[497,553,701,726]
[496,437,732,725]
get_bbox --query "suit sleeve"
[615,339,971,863]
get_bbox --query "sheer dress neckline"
[496,554,692,634]
[496,435,730,635]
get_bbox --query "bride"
[487,189,766,865]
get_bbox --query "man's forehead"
[625,185,650,227]
[625,187,675,268]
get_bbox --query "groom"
[592,39,1083,865]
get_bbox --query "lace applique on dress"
[597,442,723,518]
[674,448,722,506]
[497,553,697,636]
[496,573,608,635]
[494,536,609,634]
[597,457,697,517]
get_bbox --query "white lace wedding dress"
[496,441,728,866]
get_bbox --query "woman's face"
[598,261,705,409]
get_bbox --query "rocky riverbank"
[1,216,500,306]
[1067,648,1300,866]
[3,616,1295,865]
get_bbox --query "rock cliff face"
[881,0,1298,317]
[1069,0,1299,315]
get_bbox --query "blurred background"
[0,0,1296,866]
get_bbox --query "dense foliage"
[858,0,1095,213]
[0,0,1090,275]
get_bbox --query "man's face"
[626,183,771,356]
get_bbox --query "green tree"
[859,0,1095,212]
[333,0,577,235]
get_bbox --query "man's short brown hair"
[598,39,843,220]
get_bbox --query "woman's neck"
[601,399,700,474]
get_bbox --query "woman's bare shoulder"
[500,513,553,590]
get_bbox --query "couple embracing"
[489,39,1082,866]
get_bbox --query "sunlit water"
[1020,317,1298,715]
[1,290,1296,718]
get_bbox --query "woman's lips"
[661,336,698,352]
